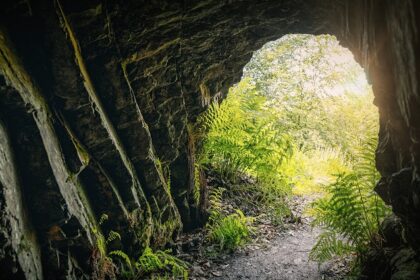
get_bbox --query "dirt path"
[208,225,325,279]
[205,196,348,280]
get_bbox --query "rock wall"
[324,1,420,278]
[0,0,419,279]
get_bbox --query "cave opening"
[197,34,387,278]
[1,1,419,279]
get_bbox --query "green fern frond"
[106,230,121,244]
[99,213,109,225]
[136,247,188,279]
[310,231,354,263]
[109,250,132,270]
[310,133,390,264]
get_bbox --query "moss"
[56,0,155,246]
[0,26,100,245]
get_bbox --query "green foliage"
[309,134,390,265]
[199,78,293,182]
[207,187,225,222]
[198,79,293,224]
[244,34,374,155]
[135,247,188,279]
[109,246,188,280]
[199,33,384,278]
[109,250,132,272]
[207,210,254,252]
[206,188,254,252]
[91,214,118,279]
[309,231,353,262]
[193,163,201,205]
[91,214,187,280]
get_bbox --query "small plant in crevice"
[91,213,123,280]
[91,214,188,280]
[309,135,390,270]
[205,188,255,253]
[110,245,189,280]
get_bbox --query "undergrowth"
[134,247,188,279]
[196,34,384,279]
[309,135,390,269]
[197,79,293,229]
[205,188,255,253]
[91,214,188,280]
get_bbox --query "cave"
[0,0,419,279]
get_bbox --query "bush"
[198,79,293,225]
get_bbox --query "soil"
[205,221,347,280]
[181,195,351,280]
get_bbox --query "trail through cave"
[191,34,378,280]
[205,195,349,280]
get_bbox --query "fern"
[310,134,390,265]
[309,231,353,262]
[198,78,293,182]
[136,247,188,279]
[193,163,201,205]
[109,250,133,272]
[99,213,109,225]
[208,187,225,223]
[206,188,254,252]
[91,213,117,279]
[198,79,293,226]
[207,209,254,252]
[107,230,121,243]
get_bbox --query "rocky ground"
[175,190,352,280]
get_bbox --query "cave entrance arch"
[0,1,419,279]
[200,29,378,238]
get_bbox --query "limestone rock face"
[0,0,419,279]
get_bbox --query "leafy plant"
[91,214,187,280]
[198,33,383,277]
[198,79,293,225]
[198,78,293,182]
[91,214,119,280]
[309,134,390,265]
[207,209,254,252]
[135,247,188,279]
[206,188,254,252]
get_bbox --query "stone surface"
[0,0,419,279]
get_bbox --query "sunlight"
[245,34,371,99]
[198,34,384,276]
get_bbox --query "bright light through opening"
[243,34,372,99]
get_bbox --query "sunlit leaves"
[243,34,375,155]
[199,78,293,181]
[310,134,390,264]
